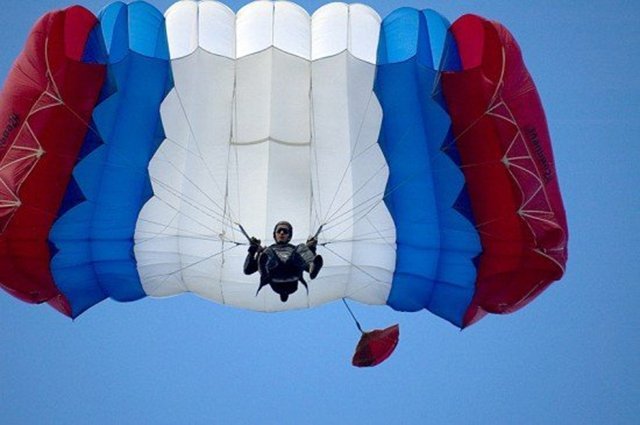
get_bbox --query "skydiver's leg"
[258,247,282,292]
[259,247,280,275]
[270,279,298,302]
[293,244,323,279]
[292,244,314,268]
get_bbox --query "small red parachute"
[352,325,400,368]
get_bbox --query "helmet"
[273,221,293,243]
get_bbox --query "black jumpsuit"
[244,242,317,302]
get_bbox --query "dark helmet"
[273,221,293,243]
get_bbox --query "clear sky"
[1,1,638,424]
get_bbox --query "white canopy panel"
[135,1,395,311]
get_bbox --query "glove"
[248,237,262,254]
[306,236,318,251]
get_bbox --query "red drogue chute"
[352,324,400,368]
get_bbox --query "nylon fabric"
[134,1,394,312]
[441,15,568,326]
[0,1,568,325]
[375,8,480,326]
[0,7,105,316]
[50,2,172,317]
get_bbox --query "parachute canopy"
[0,1,567,328]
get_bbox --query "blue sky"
[1,1,639,424]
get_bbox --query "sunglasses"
[276,228,290,235]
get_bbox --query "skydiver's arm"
[243,252,258,275]
[243,237,263,275]
[306,236,318,254]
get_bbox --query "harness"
[256,244,308,299]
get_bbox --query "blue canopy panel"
[49,1,173,317]
[375,8,481,327]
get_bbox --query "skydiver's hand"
[306,236,318,250]
[248,237,262,254]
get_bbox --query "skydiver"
[243,221,323,302]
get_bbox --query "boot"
[309,255,323,279]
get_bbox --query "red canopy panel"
[442,15,568,326]
[0,6,105,315]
